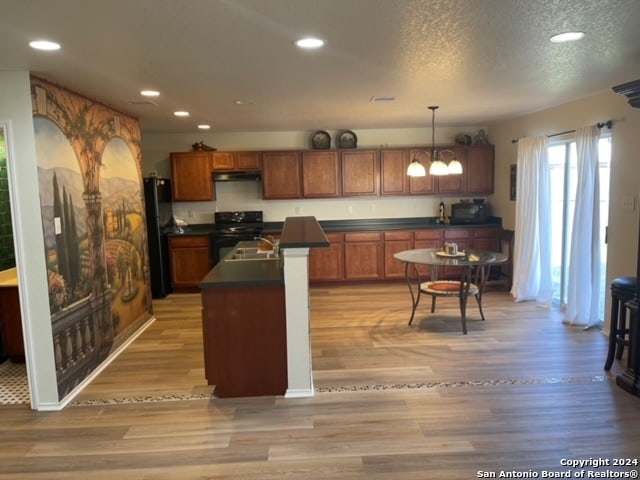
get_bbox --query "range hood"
[213,171,262,182]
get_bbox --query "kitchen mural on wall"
[31,77,152,400]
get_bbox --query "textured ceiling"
[1,0,640,133]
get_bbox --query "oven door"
[212,234,257,265]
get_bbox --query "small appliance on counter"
[450,200,488,224]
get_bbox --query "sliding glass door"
[549,136,611,320]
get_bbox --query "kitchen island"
[199,216,328,398]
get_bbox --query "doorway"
[549,135,611,321]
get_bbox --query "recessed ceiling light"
[295,37,325,49]
[198,124,211,130]
[549,31,585,43]
[140,90,160,97]
[174,111,189,117]
[234,100,254,105]
[29,40,61,51]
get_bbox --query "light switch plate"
[622,196,636,210]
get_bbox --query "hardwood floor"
[1,283,638,479]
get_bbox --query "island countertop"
[199,240,284,289]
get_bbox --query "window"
[549,135,611,320]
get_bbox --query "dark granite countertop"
[264,216,502,234]
[280,216,330,249]
[199,240,283,289]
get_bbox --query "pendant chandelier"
[407,106,463,177]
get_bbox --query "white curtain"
[564,125,601,327]
[511,136,553,307]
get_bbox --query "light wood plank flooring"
[0,284,638,479]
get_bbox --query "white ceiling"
[1,0,640,134]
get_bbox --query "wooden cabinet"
[309,232,345,281]
[201,284,287,397]
[212,151,261,171]
[436,147,467,195]
[466,145,495,194]
[262,151,302,199]
[170,151,215,201]
[472,227,501,251]
[442,228,471,279]
[168,235,212,290]
[408,149,437,195]
[380,149,409,196]
[412,229,443,279]
[344,232,383,280]
[0,286,24,362]
[341,150,379,196]
[302,151,341,198]
[383,230,413,278]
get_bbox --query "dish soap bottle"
[439,201,445,223]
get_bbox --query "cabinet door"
[168,235,212,289]
[262,151,302,199]
[235,151,261,170]
[384,230,412,278]
[211,152,235,170]
[466,145,495,194]
[472,227,501,251]
[302,151,341,198]
[413,229,443,279]
[380,150,409,196]
[442,228,471,279]
[342,150,379,196]
[309,233,345,281]
[170,152,214,201]
[344,232,383,279]
[408,149,436,194]
[436,147,467,195]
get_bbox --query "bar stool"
[604,276,637,370]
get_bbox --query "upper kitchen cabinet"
[212,151,261,171]
[466,144,495,194]
[380,149,409,196]
[262,151,302,199]
[408,148,437,195]
[302,151,341,198]
[436,147,467,195]
[170,151,215,202]
[342,150,379,196]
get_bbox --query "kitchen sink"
[233,247,260,255]
[225,251,280,261]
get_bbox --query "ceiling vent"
[128,99,158,106]
[370,96,396,102]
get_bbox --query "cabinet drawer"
[384,230,411,241]
[345,232,382,242]
[444,229,470,240]
[414,229,443,240]
[168,235,210,248]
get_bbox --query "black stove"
[212,211,264,263]
[213,211,264,236]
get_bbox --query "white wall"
[488,89,640,326]
[1,71,59,408]
[141,125,488,224]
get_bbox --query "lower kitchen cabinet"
[168,234,212,290]
[309,233,344,281]
[412,229,443,279]
[383,230,412,278]
[344,232,383,280]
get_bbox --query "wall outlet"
[347,204,353,214]
[622,196,636,211]
[295,206,302,215]
[188,210,195,218]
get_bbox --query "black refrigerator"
[143,177,173,298]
